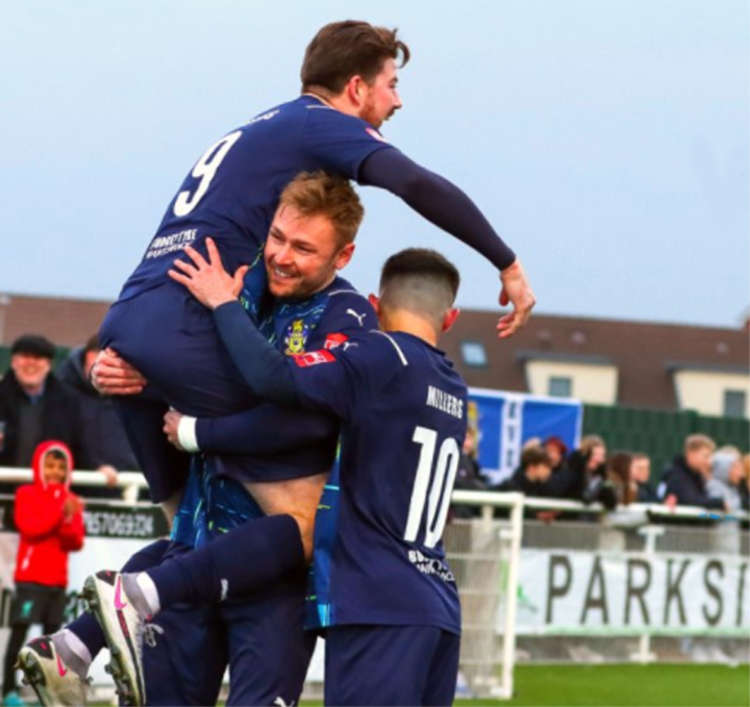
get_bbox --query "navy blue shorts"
[139,541,313,705]
[141,602,226,706]
[220,570,316,706]
[100,283,260,502]
[324,624,460,706]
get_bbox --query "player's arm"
[304,109,534,337]
[359,148,535,338]
[164,403,337,455]
[168,238,361,416]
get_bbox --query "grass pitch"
[456,663,750,706]
[299,663,748,706]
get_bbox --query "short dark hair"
[380,248,460,300]
[301,20,410,94]
[45,449,68,464]
[11,334,55,359]
[521,446,551,469]
[378,249,460,330]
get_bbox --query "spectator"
[707,447,744,554]
[543,436,568,474]
[741,454,750,512]
[2,441,84,706]
[630,453,659,502]
[500,446,553,495]
[606,452,637,505]
[660,434,725,510]
[707,447,744,513]
[56,335,140,496]
[452,427,488,519]
[555,434,617,509]
[0,336,84,493]
[531,436,570,521]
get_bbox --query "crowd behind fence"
[0,470,747,701]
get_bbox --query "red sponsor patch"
[292,350,335,367]
[324,333,348,350]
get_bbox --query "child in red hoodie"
[2,441,84,706]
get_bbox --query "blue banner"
[468,388,582,484]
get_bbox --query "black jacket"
[56,348,139,471]
[0,370,84,468]
[636,481,660,503]
[558,449,617,510]
[499,465,548,496]
[662,455,725,510]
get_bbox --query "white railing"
[2,467,747,522]
[0,466,147,504]
[451,488,749,522]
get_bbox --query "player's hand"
[497,259,535,339]
[168,237,249,310]
[91,348,147,395]
[664,493,678,510]
[163,410,184,450]
[97,464,119,487]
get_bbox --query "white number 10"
[173,130,243,217]
[404,426,460,549]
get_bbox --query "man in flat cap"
[0,336,84,488]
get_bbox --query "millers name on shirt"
[425,385,464,420]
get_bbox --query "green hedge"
[583,403,750,480]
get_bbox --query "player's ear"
[346,75,366,107]
[334,243,355,271]
[368,293,381,316]
[441,307,460,333]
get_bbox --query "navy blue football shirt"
[118,95,392,303]
[289,330,467,635]
[172,276,377,547]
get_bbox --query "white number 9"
[173,130,242,217]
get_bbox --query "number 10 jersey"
[288,330,467,635]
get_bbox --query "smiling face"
[358,58,402,128]
[264,204,354,300]
[11,352,51,394]
[42,452,68,485]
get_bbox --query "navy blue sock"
[69,538,170,656]
[146,514,303,608]
[65,613,104,658]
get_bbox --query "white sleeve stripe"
[372,330,409,366]
[328,289,367,300]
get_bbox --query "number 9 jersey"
[290,329,467,636]
[117,95,393,303]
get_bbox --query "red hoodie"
[14,440,85,587]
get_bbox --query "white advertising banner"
[512,549,749,636]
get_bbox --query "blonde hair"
[580,434,605,456]
[684,434,716,454]
[278,171,364,246]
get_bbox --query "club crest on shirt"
[284,319,309,355]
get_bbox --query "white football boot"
[17,636,88,706]
[82,571,145,706]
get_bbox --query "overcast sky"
[1,0,747,328]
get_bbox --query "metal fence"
[0,468,748,701]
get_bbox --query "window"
[723,390,746,418]
[548,376,572,398]
[460,341,487,367]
